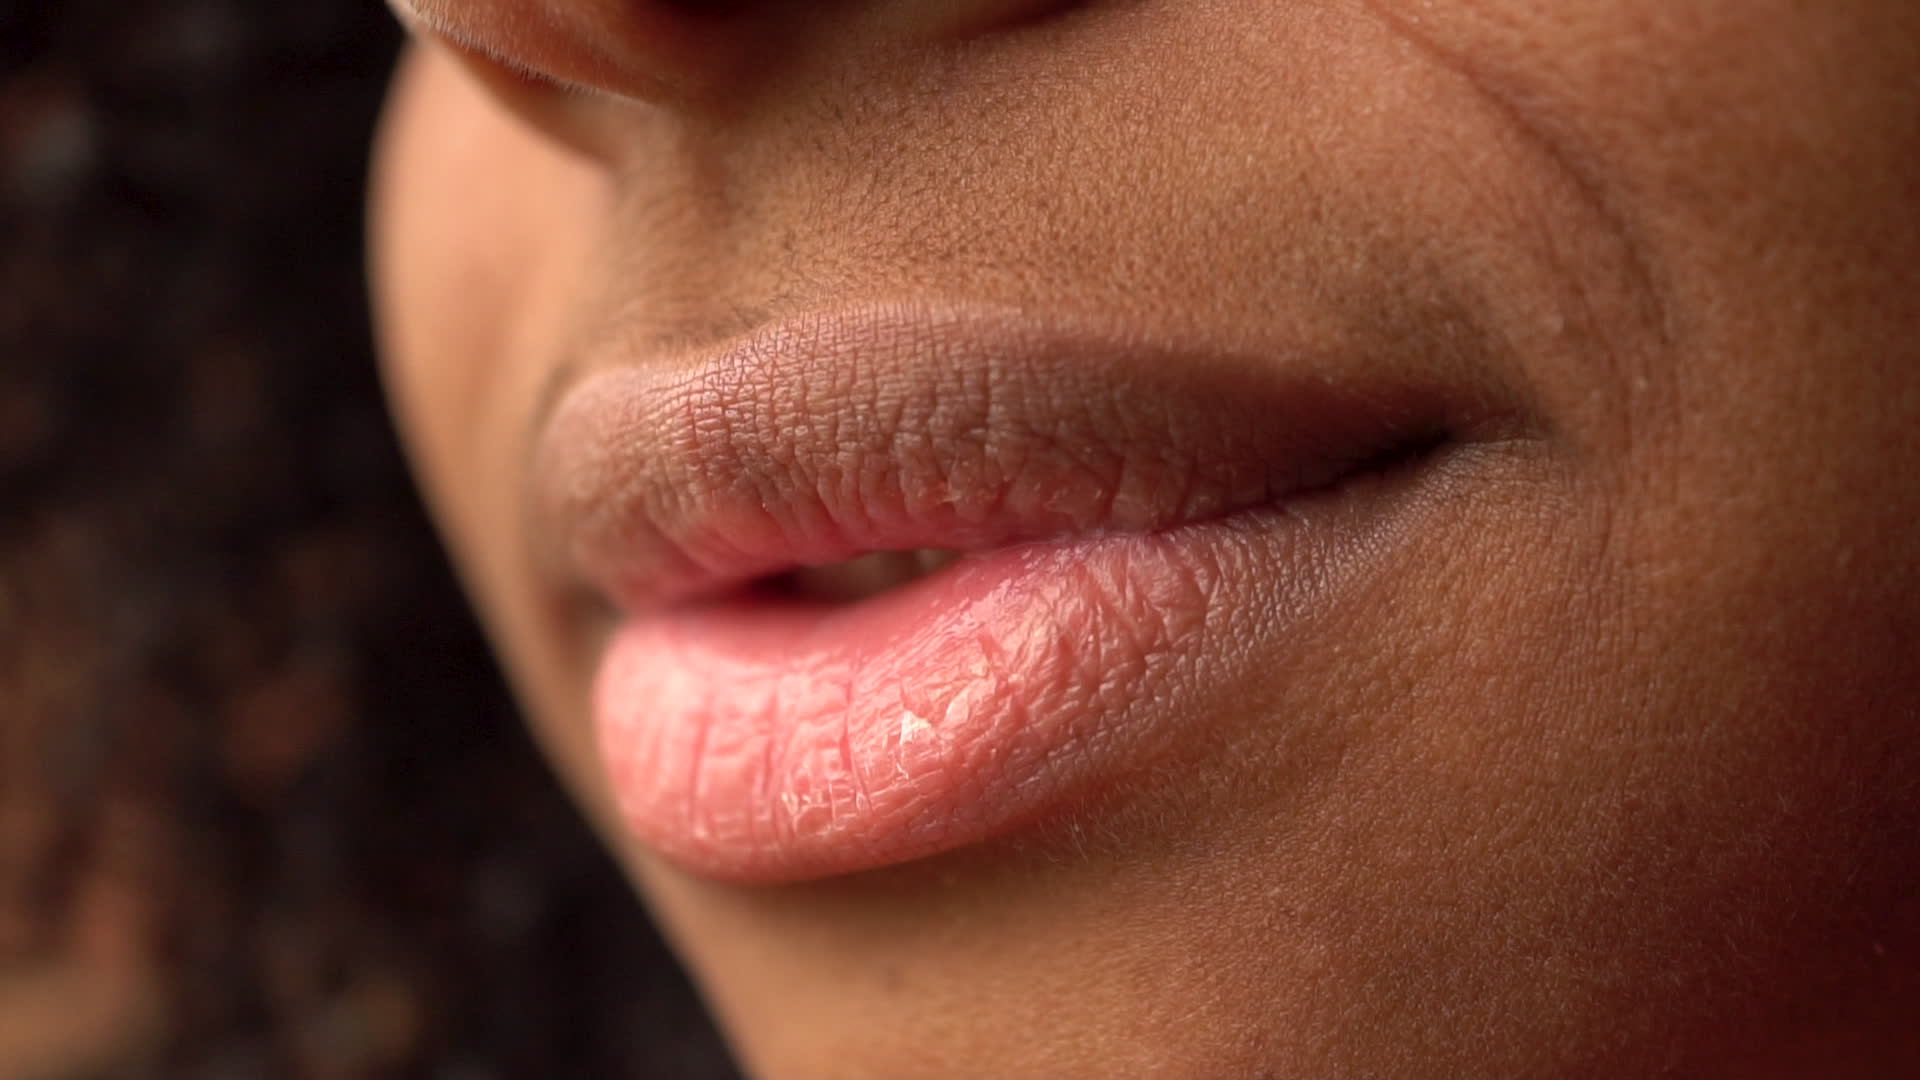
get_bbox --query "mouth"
[758,548,965,604]
[531,301,1508,883]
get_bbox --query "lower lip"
[594,491,1385,883]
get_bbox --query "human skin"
[368,1,1920,1075]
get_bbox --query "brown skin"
[370,1,1920,1075]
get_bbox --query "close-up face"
[369,1,1920,1075]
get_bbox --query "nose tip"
[391,0,1086,110]
[390,0,757,106]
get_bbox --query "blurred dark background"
[0,1,735,1076]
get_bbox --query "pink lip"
[533,302,1501,882]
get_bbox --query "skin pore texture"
[370,0,1920,1075]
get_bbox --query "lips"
[531,302,1500,882]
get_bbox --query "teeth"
[778,549,961,603]
[911,548,962,576]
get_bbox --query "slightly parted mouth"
[530,300,1527,881]
[761,547,965,604]
[746,427,1448,606]
[528,302,1490,623]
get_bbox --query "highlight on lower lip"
[595,526,1250,883]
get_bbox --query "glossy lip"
[532,301,1507,883]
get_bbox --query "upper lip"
[530,301,1504,613]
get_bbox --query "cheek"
[1387,0,1920,875]
[369,46,621,801]
[370,47,525,516]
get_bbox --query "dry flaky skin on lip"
[592,490,1392,883]
[530,302,1506,619]
[542,301,1517,884]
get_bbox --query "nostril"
[891,0,1091,41]
[659,0,752,13]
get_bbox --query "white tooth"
[844,551,921,596]
[788,549,962,603]
[790,551,914,602]
[913,548,961,575]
